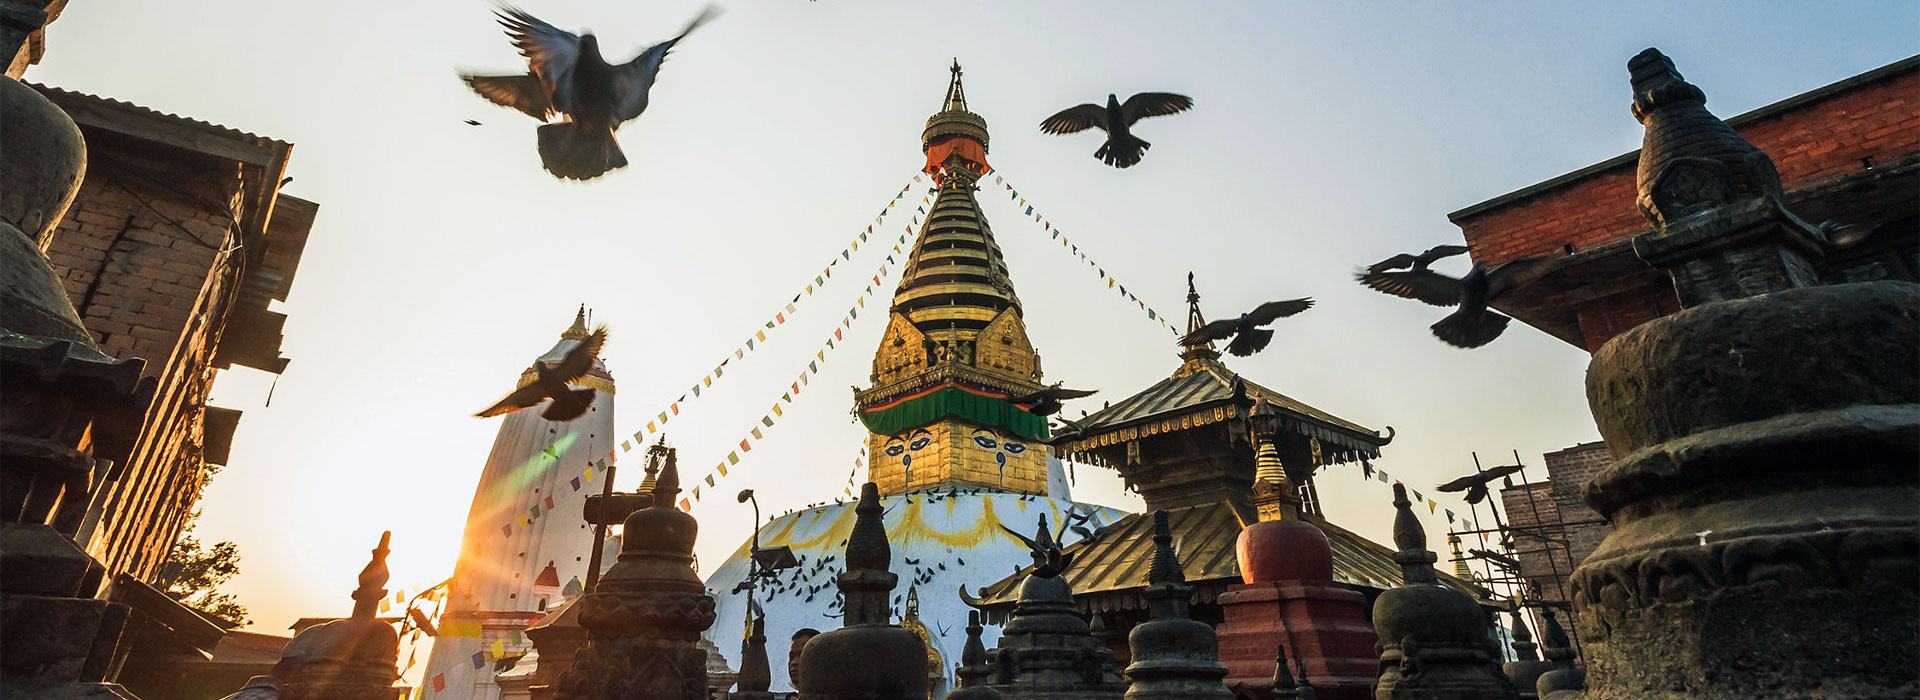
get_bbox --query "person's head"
[788,628,821,683]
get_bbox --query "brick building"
[31,84,315,587]
[1498,443,1611,611]
[1449,55,1918,352]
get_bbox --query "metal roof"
[974,500,1487,613]
[1066,356,1386,456]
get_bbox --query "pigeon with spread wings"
[1356,244,1470,305]
[1434,463,1525,504]
[1356,252,1557,348]
[1013,382,1098,417]
[1040,92,1192,168]
[998,513,1072,578]
[463,5,719,180]
[476,326,607,422]
[1180,298,1314,357]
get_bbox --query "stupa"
[701,61,1126,695]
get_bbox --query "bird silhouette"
[463,119,484,127]
[1358,245,1470,292]
[476,326,607,421]
[1180,298,1314,357]
[1357,253,1557,348]
[1013,382,1099,417]
[1040,92,1193,168]
[999,513,1072,578]
[463,5,719,180]
[1434,463,1525,504]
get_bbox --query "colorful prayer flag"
[740,438,752,453]
[432,675,446,692]
[751,427,764,440]
[502,524,513,537]
[679,498,692,511]
[570,477,581,491]
[727,452,740,465]
[705,474,715,487]
[472,653,485,670]
[773,403,784,416]
[544,496,554,510]
[762,415,775,427]
[718,463,728,477]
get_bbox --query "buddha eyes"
[884,444,906,457]
[1002,442,1027,455]
[971,435,998,450]
[909,436,932,451]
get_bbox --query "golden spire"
[943,58,967,113]
[1179,272,1220,365]
[1251,435,1301,521]
[562,304,590,340]
[1448,532,1474,580]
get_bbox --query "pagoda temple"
[973,278,1493,687]
[424,308,622,700]
[701,62,1126,696]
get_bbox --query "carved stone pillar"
[946,611,1003,700]
[1123,510,1231,700]
[1498,613,1551,700]
[556,449,717,700]
[1368,484,1515,700]
[1,30,155,698]
[1572,48,1918,700]
[796,482,928,700]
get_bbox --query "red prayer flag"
[433,675,446,692]
[544,496,555,510]
[740,438,752,452]
[776,313,785,324]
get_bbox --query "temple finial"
[1509,611,1540,662]
[350,531,392,619]
[943,58,968,113]
[653,446,681,502]
[1390,484,1438,584]
[563,304,590,339]
[1180,272,1220,363]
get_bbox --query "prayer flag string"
[989,172,1179,337]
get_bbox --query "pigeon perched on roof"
[1357,254,1557,348]
[1040,92,1193,168]
[463,5,719,180]
[1434,463,1525,504]
[1013,382,1099,417]
[476,326,607,421]
[1180,298,1314,357]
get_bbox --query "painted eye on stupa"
[971,435,998,450]
[908,430,932,452]
[883,443,906,458]
[1002,442,1027,455]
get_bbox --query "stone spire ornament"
[276,532,402,700]
[1573,48,1918,699]
[946,611,1003,700]
[1368,484,1514,700]
[1271,645,1302,700]
[731,612,775,700]
[980,514,1124,700]
[796,482,929,699]
[1124,510,1231,700]
[1500,612,1552,700]
[555,448,717,700]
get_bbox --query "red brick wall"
[1458,66,1919,267]
[47,145,252,583]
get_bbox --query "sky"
[30,1,1915,639]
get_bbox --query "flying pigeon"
[464,119,484,126]
[1358,244,1470,291]
[476,326,607,421]
[1180,298,1314,357]
[1013,382,1099,417]
[1433,463,1525,504]
[1357,254,1558,348]
[1040,92,1193,168]
[999,513,1072,578]
[463,5,719,180]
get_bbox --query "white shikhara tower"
[425,308,618,700]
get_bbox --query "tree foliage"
[162,512,250,626]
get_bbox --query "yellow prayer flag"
[703,375,712,387]
[757,330,767,342]
[773,404,784,417]
[1429,500,1438,514]
[492,640,505,657]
